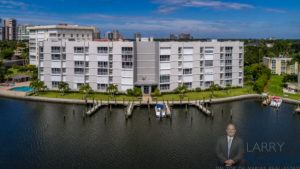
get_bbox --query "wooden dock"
[190,102,211,116]
[86,102,107,116]
[295,105,300,113]
[84,99,212,117]
[126,102,135,118]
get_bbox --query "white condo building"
[37,37,244,94]
[27,24,97,65]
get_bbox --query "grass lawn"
[265,75,300,100]
[37,86,255,101]
[155,85,254,101]
[265,75,284,96]
[37,91,136,101]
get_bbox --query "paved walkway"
[142,94,152,102]
[0,82,30,97]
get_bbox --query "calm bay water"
[1,98,300,169]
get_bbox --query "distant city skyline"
[0,0,300,39]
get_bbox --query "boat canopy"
[155,104,164,109]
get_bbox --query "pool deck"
[0,82,30,97]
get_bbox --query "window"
[74,47,89,53]
[225,60,232,66]
[225,66,232,72]
[51,46,60,53]
[200,47,204,53]
[74,47,84,53]
[205,60,213,67]
[49,33,56,37]
[98,61,108,68]
[205,81,212,87]
[239,72,243,77]
[160,55,170,61]
[160,84,170,91]
[39,67,44,73]
[225,47,233,53]
[122,62,133,69]
[205,47,214,54]
[98,68,108,75]
[183,82,192,89]
[51,68,61,74]
[239,53,243,58]
[220,54,224,59]
[98,47,108,54]
[39,54,44,60]
[122,47,133,54]
[75,61,84,67]
[52,81,59,88]
[74,68,84,74]
[160,75,170,83]
[97,84,108,90]
[225,73,232,78]
[51,54,60,60]
[122,55,133,62]
[220,47,224,52]
[183,68,192,75]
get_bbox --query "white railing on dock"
[164,102,171,117]
[194,102,211,116]
[126,102,134,117]
[86,103,103,116]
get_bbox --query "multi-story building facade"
[39,40,134,92]
[263,56,298,75]
[27,24,97,65]
[38,38,244,93]
[3,18,17,40]
[17,24,31,41]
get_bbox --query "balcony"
[122,51,133,55]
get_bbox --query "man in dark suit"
[216,123,244,166]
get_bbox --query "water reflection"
[0,98,300,168]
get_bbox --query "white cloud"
[152,0,254,13]
[0,0,27,9]
[265,8,286,14]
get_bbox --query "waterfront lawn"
[265,75,284,96]
[265,75,300,100]
[37,91,135,101]
[155,85,254,101]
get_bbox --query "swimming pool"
[10,86,33,92]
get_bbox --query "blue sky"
[0,0,300,39]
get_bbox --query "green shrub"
[133,87,142,96]
[126,89,133,96]
[153,88,161,96]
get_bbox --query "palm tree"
[175,84,188,101]
[79,83,93,99]
[58,82,70,96]
[30,80,46,95]
[106,84,118,98]
[291,52,300,86]
[20,47,29,65]
[209,82,220,97]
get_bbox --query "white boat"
[155,104,166,118]
[270,96,282,108]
